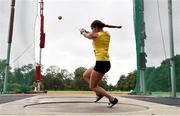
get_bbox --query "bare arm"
[82,31,98,40]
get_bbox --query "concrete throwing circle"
[24,101,148,113]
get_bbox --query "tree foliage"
[116,71,136,91]
[115,55,180,92]
[1,54,180,93]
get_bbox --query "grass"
[151,92,180,97]
[47,90,129,94]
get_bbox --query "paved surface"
[122,95,180,107]
[0,94,180,115]
[0,94,35,104]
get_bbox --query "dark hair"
[91,20,122,29]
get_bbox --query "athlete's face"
[91,26,100,32]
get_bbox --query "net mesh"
[134,0,180,97]
[0,0,134,93]
[0,0,38,93]
[1,0,180,96]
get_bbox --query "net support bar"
[168,0,176,98]
[3,0,16,94]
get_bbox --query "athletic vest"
[92,31,110,61]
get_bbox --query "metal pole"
[37,0,45,91]
[37,48,42,91]
[39,0,44,66]
[140,71,145,94]
[140,0,146,95]
[133,0,146,94]
[39,48,42,65]
[140,52,146,95]
[3,0,16,94]
[168,0,176,98]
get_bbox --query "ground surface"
[0,93,180,115]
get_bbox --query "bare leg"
[83,67,102,97]
[83,67,94,84]
[89,70,114,100]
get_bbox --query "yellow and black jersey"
[92,31,110,61]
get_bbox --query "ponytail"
[91,20,122,29]
[104,24,122,29]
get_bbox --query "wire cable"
[10,0,39,66]
[157,0,171,89]
[33,0,40,65]
[10,41,35,65]
[157,0,167,59]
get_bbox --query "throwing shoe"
[94,94,104,102]
[107,98,118,108]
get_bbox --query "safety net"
[0,0,38,93]
[1,0,137,94]
[134,0,180,97]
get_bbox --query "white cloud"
[0,0,136,85]
[41,0,136,85]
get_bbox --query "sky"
[41,0,136,85]
[1,0,179,85]
[0,0,136,85]
[144,0,180,66]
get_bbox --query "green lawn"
[47,90,128,94]
[151,92,180,97]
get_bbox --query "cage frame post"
[133,0,146,95]
[3,0,16,94]
[168,0,176,98]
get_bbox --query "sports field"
[47,90,129,94]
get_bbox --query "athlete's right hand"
[80,28,86,34]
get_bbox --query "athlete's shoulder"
[98,31,110,36]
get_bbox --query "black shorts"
[94,61,111,74]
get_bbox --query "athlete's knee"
[89,84,97,90]
[83,72,88,80]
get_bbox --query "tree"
[14,64,34,85]
[72,67,89,90]
[126,71,136,90]
[116,75,126,91]
[0,59,7,84]
[108,84,116,91]
[59,69,73,90]
[116,71,136,91]
[43,65,64,90]
[14,68,24,84]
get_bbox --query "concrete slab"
[0,94,35,104]
[0,94,180,116]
